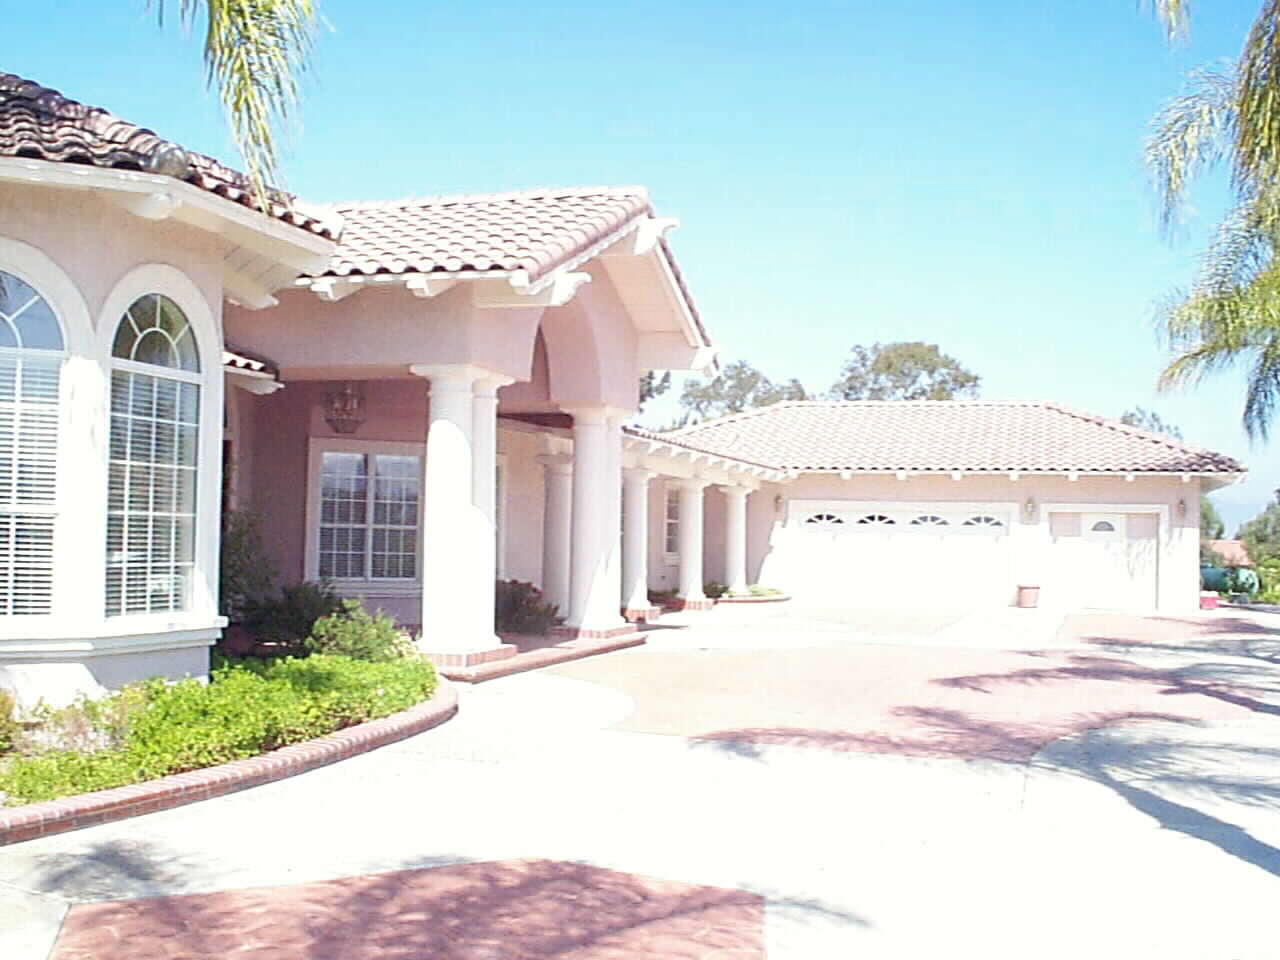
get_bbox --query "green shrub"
[703,582,728,599]
[495,580,559,634]
[220,510,276,622]
[0,690,20,755]
[305,599,413,662]
[0,655,437,806]
[242,580,343,651]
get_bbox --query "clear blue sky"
[7,0,1272,531]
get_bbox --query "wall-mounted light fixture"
[774,494,785,513]
[1023,496,1035,519]
[1176,498,1187,519]
[324,383,366,435]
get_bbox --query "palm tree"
[153,1,318,203]
[1143,1,1280,438]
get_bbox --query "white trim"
[662,480,681,565]
[495,452,509,580]
[98,264,221,625]
[0,237,97,637]
[304,437,426,584]
[0,156,334,271]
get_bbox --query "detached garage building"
[666,401,1244,614]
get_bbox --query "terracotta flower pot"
[1016,585,1040,609]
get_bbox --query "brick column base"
[424,644,518,669]
[551,624,641,641]
[623,605,662,623]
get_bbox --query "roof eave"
[0,155,335,279]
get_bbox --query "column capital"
[623,467,655,484]
[409,363,509,388]
[673,476,711,491]
[537,453,574,472]
[717,484,751,499]
[564,405,634,426]
[474,374,516,397]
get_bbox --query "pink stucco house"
[0,74,1245,706]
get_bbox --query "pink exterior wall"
[239,378,553,621]
[496,426,545,585]
[1,186,226,337]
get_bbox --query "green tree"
[1143,2,1280,438]
[829,342,979,401]
[638,370,671,413]
[1201,495,1225,539]
[678,360,806,423]
[1119,406,1184,439]
[152,1,319,201]
[1240,491,1280,564]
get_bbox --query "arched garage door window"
[106,295,201,616]
[0,271,63,615]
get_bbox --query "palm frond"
[1145,0,1191,43]
[1235,0,1280,206]
[1243,338,1280,438]
[151,0,317,205]
[1146,67,1235,233]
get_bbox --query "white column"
[410,364,497,652]
[472,374,513,634]
[622,468,653,614]
[721,485,750,595]
[677,478,709,602]
[565,408,626,631]
[538,454,573,617]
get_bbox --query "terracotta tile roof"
[1208,539,1251,566]
[314,187,653,283]
[664,401,1244,475]
[0,73,337,239]
[624,424,780,472]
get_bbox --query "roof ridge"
[1040,401,1223,458]
[327,186,651,213]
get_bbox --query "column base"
[422,644,518,669]
[551,623,640,641]
[623,605,663,623]
[673,597,716,612]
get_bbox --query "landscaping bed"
[0,653,438,807]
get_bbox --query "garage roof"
[665,401,1244,476]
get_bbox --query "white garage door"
[1048,512,1159,611]
[784,502,1015,609]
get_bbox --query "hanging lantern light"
[324,383,366,434]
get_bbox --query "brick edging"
[0,681,459,847]
[715,594,792,604]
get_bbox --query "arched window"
[857,513,895,525]
[963,515,1004,528]
[0,271,64,615]
[910,514,949,527]
[106,295,201,616]
[805,512,844,526]
[1090,520,1116,533]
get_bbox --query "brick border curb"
[0,681,459,847]
[714,594,791,604]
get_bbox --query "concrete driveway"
[2,605,1277,958]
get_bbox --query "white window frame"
[663,481,681,564]
[304,438,425,597]
[0,273,65,617]
[93,264,222,634]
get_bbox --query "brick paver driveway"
[2,605,1278,958]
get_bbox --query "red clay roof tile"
[0,72,338,240]
[664,401,1244,475]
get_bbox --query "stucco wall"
[1,186,226,328]
[242,379,549,621]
